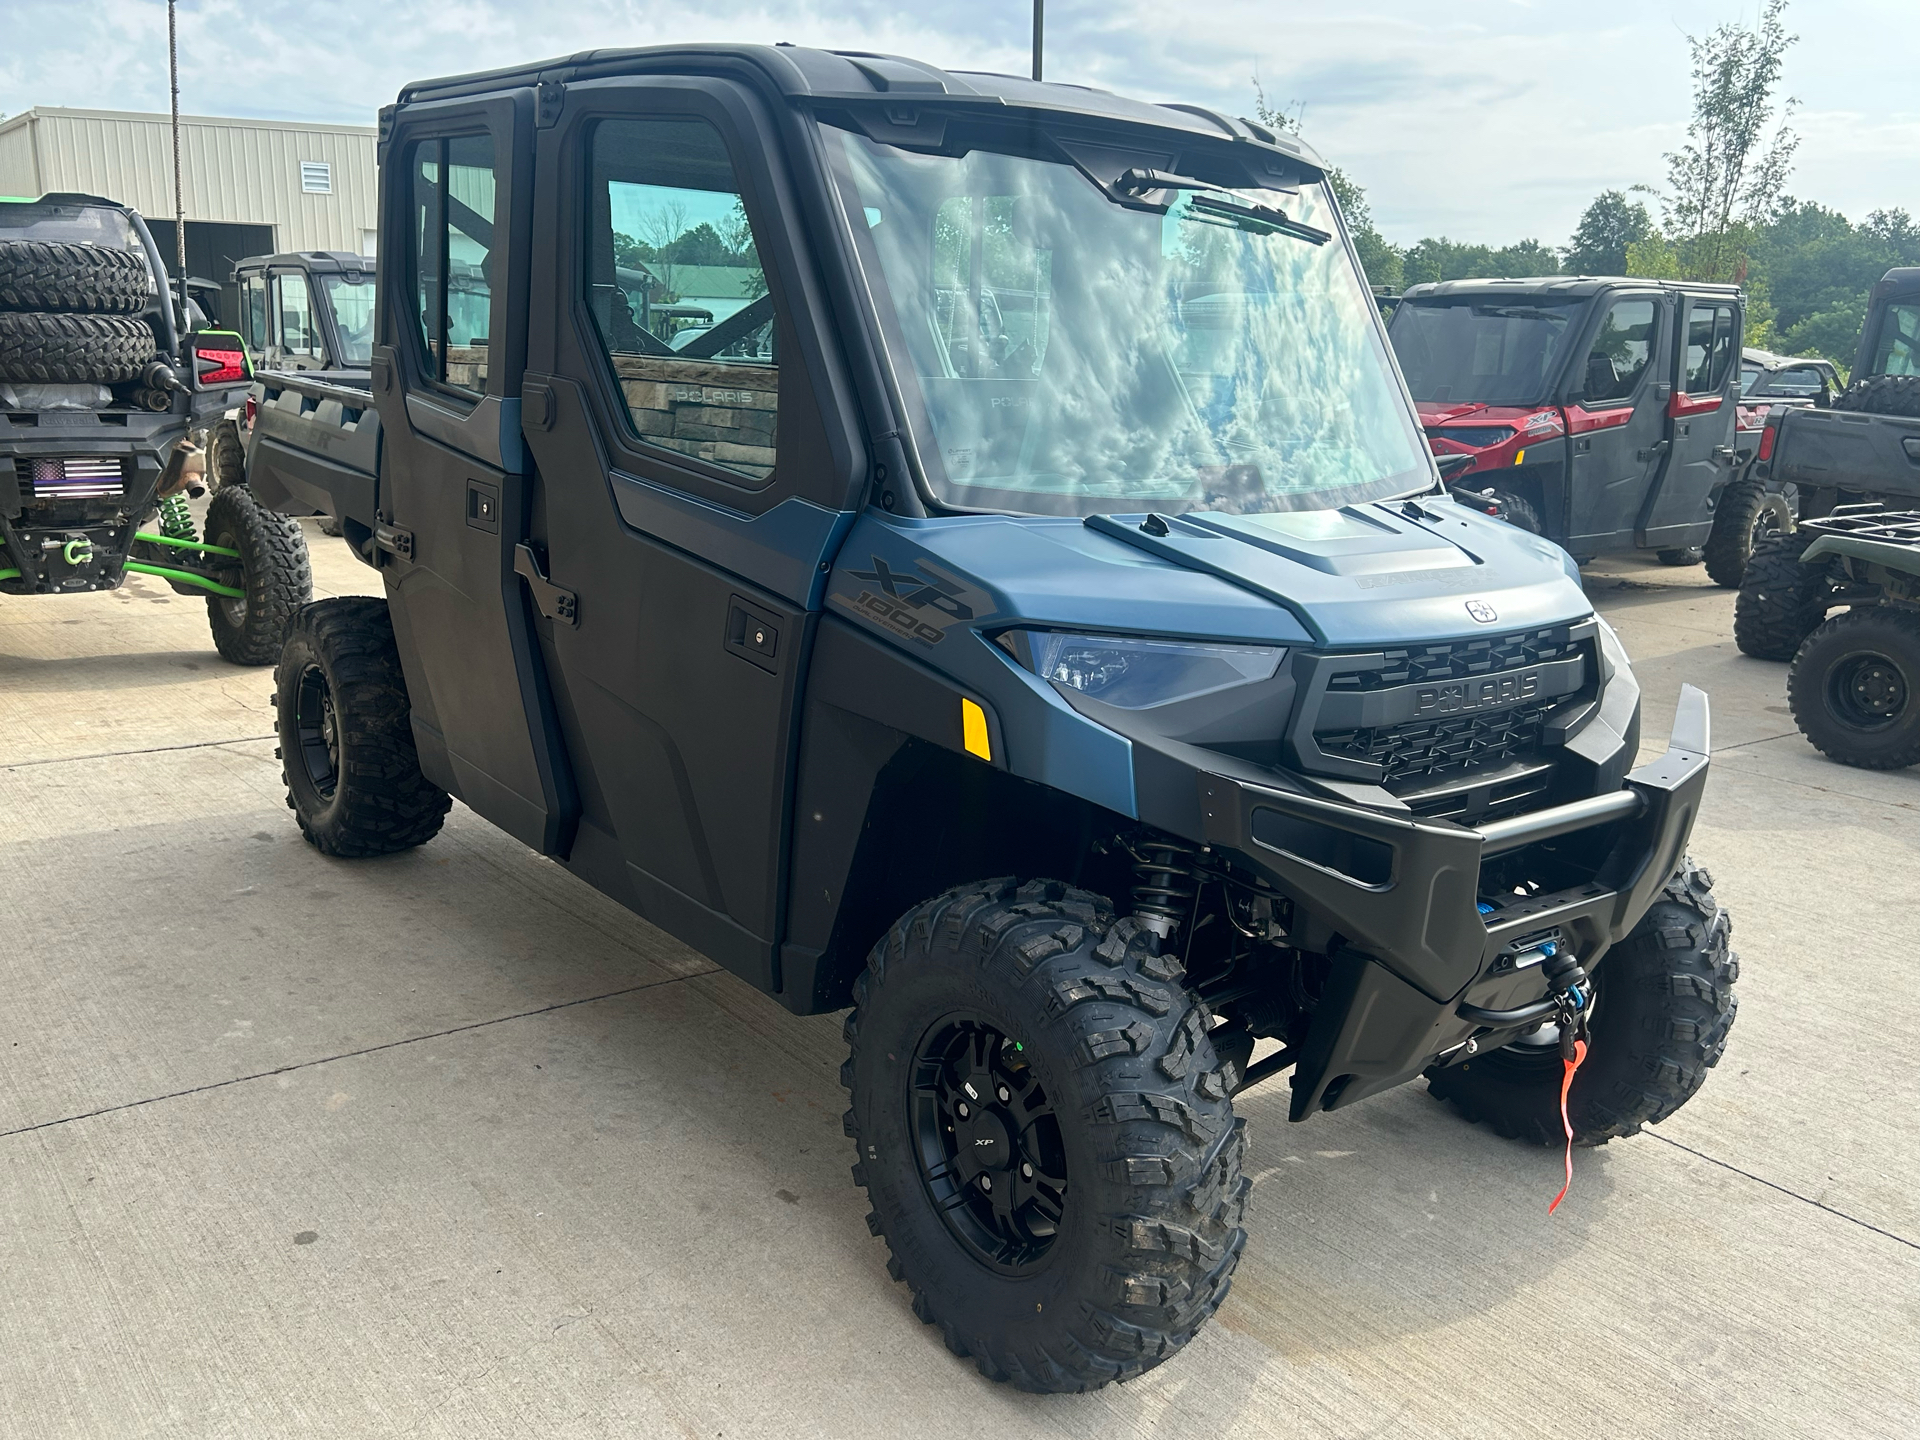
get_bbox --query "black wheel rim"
[214,526,248,626]
[1827,651,1909,730]
[910,1014,1068,1275]
[294,662,340,800]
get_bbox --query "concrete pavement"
[2,524,1915,1438]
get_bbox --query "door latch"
[515,542,577,626]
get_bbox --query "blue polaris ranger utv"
[270,46,1738,1390]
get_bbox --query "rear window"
[1388,297,1587,405]
[0,201,151,278]
[1869,300,1920,378]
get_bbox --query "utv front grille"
[25,456,125,500]
[1317,695,1559,783]
[1298,623,1594,807]
[1322,625,1582,694]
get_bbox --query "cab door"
[373,91,576,855]
[1638,293,1741,549]
[518,78,861,990]
[1563,292,1671,554]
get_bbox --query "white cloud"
[2,0,1912,246]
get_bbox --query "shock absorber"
[157,492,197,544]
[1130,839,1200,943]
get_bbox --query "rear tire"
[204,485,311,665]
[844,880,1246,1392]
[1734,529,1829,660]
[274,597,451,856]
[0,311,152,382]
[1787,607,1920,769]
[1703,477,1789,589]
[0,239,150,315]
[1426,860,1737,1146]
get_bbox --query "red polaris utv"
[1388,276,1779,585]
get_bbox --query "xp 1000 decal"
[831,554,986,648]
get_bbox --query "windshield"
[832,131,1429,516]
[1388,297,1587,405]
[320,274,376,366]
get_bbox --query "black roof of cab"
[230,250,373,284]
[1402,275,1742,301]
[387,43,1325,172]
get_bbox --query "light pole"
[167,0,187,321]
[1032,1,1043,82]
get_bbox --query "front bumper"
[1197,685,1712,1118]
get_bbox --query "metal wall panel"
[0,108,375,254]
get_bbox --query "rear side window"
[581,117,778,485]
[408,133,496,395]
[1684,302,1737,393]
[1581,298,1658,403]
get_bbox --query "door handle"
[515,542,578,627]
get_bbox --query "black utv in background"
[1388,277,1780,584]
[260,46,1738,1392]
[0,193,310,662]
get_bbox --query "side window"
[1684,302,1737,393]
[582,117,777,485]
[1581,298,1658,404]
[409,133,496,396]
[272,272,319,359]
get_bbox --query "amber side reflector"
[961,698,992,762]
[1513,448,1526,465]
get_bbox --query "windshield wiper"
[1110,168,1329,245]
[1184,194,1330,245]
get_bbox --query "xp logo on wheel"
[1465,599,1499,624]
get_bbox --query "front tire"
[205,484,312,665]
[1788,607,1920,769]
[274,597,451,856]
[1703,476,1789,589]
[843,879,1247,1392]
[1426,861,1738,1146]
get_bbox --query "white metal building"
[0,106,377,322]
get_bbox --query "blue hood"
[829,497,1590,654]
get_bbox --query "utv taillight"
[244,394,257,431]
[1757,421,1777,462]
[196,348,247,386]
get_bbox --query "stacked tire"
[0,240,154,383]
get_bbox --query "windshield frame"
[819,117,1439,519]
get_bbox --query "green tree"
[1660,0,1800,282]
[1564,190,1653,275]
[1250,81,1403,289]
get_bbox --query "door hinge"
[537,81,566,128]
[373,520,413,562]
[1635,441,1671,461]
[515,541,577,626]
[523,379,555,431]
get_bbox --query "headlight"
[1007,630,1285,709]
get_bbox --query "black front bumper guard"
[1197,685,1712,1119]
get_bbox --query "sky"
[1,0,1914,249]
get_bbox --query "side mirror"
[184,329,251,389]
